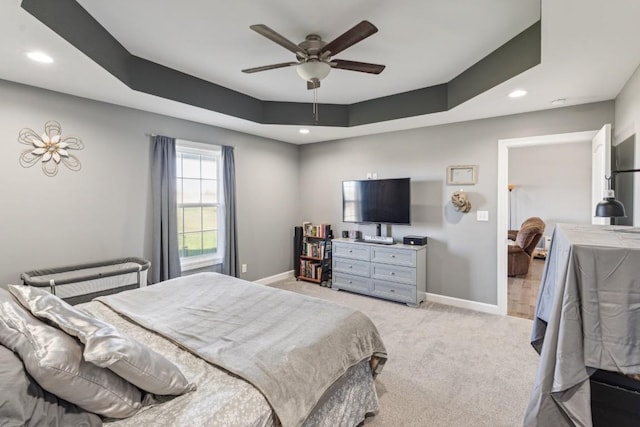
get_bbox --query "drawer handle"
[391,255,395,258]
[391,272,395,275]
[348,250,353,253]
[348,280,352,284]
[390,289,395,293]
[349,265,352,269]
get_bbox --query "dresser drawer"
[372,280,416,304]
[371,247,416,267]
[371,263,416,286]
[333,273,372,293]
[333,243,370,261]
[333,258,370,277]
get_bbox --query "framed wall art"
[446,165,478,185]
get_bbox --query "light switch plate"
[477,210,489,221]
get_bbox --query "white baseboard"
[255,270,294,285]
[256,271,501,315]
[425,292,500,315]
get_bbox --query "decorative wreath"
[18,121,84,177]
[451,190,471,213]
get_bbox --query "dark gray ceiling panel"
[349,84,449,126]
[448,21,541,109]
[262,101,349,127]
[127,56,263,122]
[21,0,132,85]
[21,0,541,128]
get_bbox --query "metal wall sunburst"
[18,121,84,177]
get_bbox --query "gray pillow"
[0,289,142,418]
[0,344,102,426]
[8,284,195,396]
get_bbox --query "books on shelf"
[298,222,332,285]
[302,241,326,259]
[302,222,331,238]
[299,259,323,280]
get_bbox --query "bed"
[0,272,387,426]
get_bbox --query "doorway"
[496,130,598,316]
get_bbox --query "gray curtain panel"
[222,145,239,277]
[151,135,181,283]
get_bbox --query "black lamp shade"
[595,197,626,218]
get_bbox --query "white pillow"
[0,289,142,418]
[8,284,195,396]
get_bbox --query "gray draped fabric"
[151,135,181,283]
[222,146,238,277]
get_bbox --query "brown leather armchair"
[508,217,545,277]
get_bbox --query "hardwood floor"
[507,258,545,320]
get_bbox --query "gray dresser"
[332,238,426,307]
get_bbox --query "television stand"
[332,238,427,307]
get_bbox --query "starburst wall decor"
[18,121,84,177]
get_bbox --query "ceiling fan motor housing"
[298,34,327,58]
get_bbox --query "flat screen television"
[342,178,411,225]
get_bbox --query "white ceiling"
[1,0,639,144]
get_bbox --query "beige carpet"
[268,277,538,427]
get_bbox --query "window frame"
[175,140,224,271]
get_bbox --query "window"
[175,140,223,271]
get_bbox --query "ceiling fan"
[242,21,385,90]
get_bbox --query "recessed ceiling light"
[26,51,54,63]
[508,89,527,98]
[299,128,310,134]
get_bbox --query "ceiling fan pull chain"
[313,87,319,123]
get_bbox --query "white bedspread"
[96,272,387,427]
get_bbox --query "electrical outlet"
[241,264,247,273]
[372,172,378,179]
[366,172,372,179]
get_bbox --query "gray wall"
[509,142,592,239]
[614,63,640,225]
[0,75,625,307]
[299,102,614,305]
[0,79,299,287]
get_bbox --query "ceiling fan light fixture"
[296,60,331,82]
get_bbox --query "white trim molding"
[255,270,295,285]
[257,270,502,314]
[496,130,598,315]
[425,292,501,315]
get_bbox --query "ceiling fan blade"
[242,62,298,73]
[307,79,320,90]
[250,24,306,57]
[331,59,385,74]
[319,21,378,57]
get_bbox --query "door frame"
[496,130,598,315]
